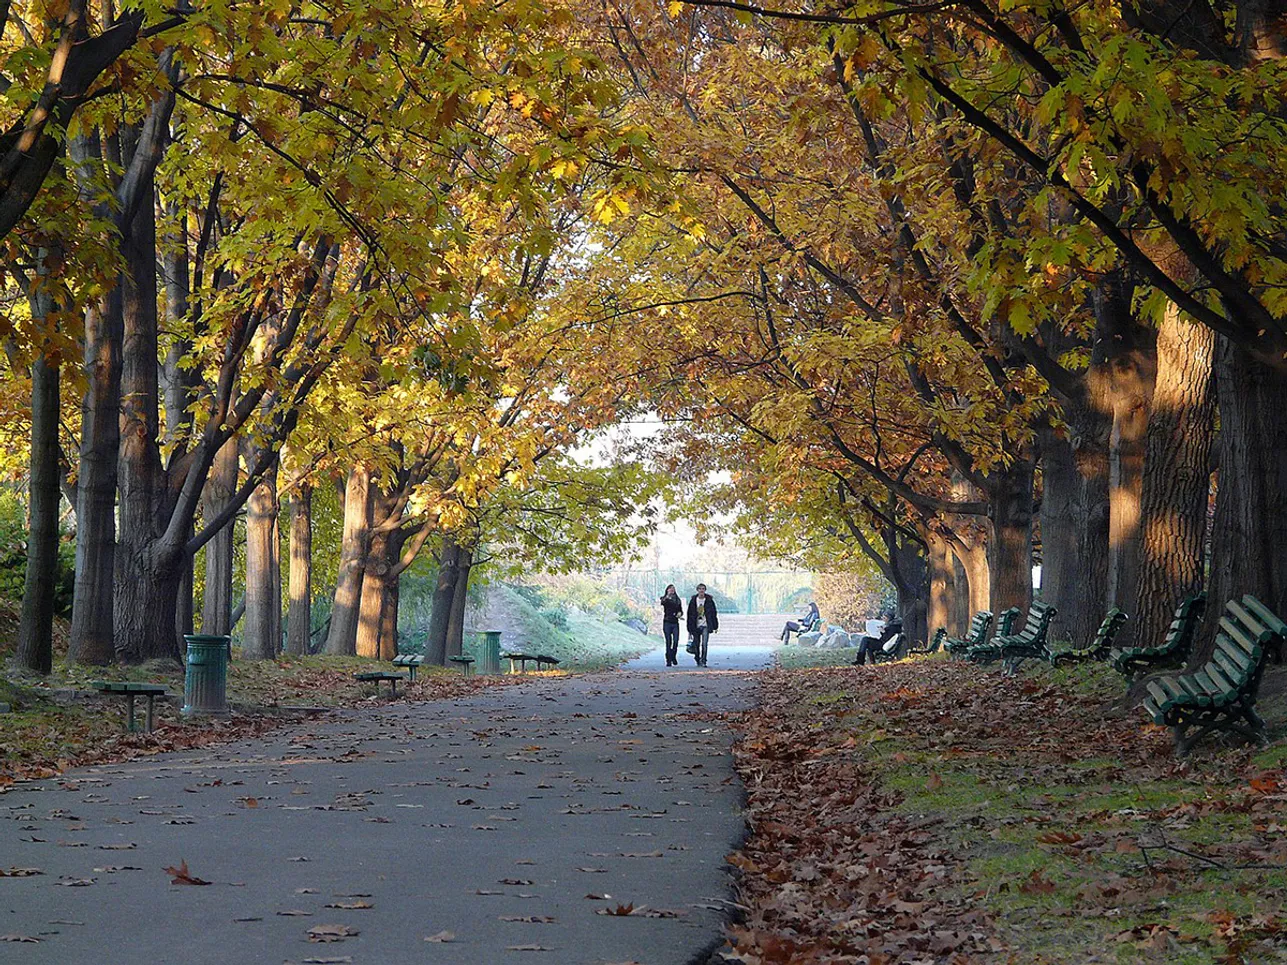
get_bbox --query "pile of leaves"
[722,660,1287,964]
[0,655,508,784]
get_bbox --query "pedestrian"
[780,600,820,644]
[686,583,719,667]
[659,584,684,666]
[853,613,903,665]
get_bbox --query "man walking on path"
[687,582,719,666]
[660,583,685,665]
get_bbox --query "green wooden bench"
[941,610,994,659]
[92,681,169,733]
[447,655,475,675]
[392,654,424,681]
[352,671,406,695]
[908,627,946,656]
[500,652,562,673]
[1141,594,1286,756]
[1110,593,1206,680]
[968,602,1055,670]
[1049,608,1128,668]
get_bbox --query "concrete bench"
[92,681,168,733]
[352,671,406,695]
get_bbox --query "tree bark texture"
[926,533,952,636]
[425,537,460,665]
[446,546,473,659]
[69,291,123,665]
[1039,428,1110,645]
[286,484,312,656]
[1201,336,1287,657]
[15,350,60,674]
[243,466,281,660]
[324,464,372,656]
[355,524,390,659]
[200,437,238,636]
[890,536,928,647]
[1133,310,1215,651]
[987,457,1035,616]
[949,533,990,619]
[114,184,183,664]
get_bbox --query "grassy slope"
[464,583,658,671]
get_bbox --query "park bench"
[908,627,946,656]
[1110,593,1206,680]
[352,671,406,695]
[392,654,424,681]
[967,602,1056,671]
[868,632,904,664]
[1141,594,1286,757]
[1048,608,1128,668]
[92,681,169,733]
[941,610,994,659]
[447,655,475,675]
[500,651,562,673]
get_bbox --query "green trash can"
[183,634,231,716]
[479,630,502,675]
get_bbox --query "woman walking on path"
[686,583,719,667]
[660,584,685,666]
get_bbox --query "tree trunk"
[888,533,928,646]
[926,532,952,636]
[69,291,123,665]
[356,525,390,659]
[15,350,60,674]
[324,464,372,655]
[1201,336,1287,657]
[379,571,401,661]
[1133,309,1215,650]
[286,484,312,656]
[114,182,183,664]
[200,437,238,636]
[987,457,1035,615]
[425,537,460,665]
[243,466,281,660]
[950,553,969,632]
[446,546,473,659]
[1039,428,1110,645]
[176,542,194,641]
[950,534,990,618]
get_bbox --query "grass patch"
[774,644,861,669]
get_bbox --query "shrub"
[0,492,74,617]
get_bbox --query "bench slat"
[1217,615,1263,659]
[1226,600,1276,645]
[1212,647,1250,685]
[1215,632,1254,670]
[1243,595,1287,637]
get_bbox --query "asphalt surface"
[0,659,770,965]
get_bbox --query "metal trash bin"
[183,634,231,716]
[479,630,502,675]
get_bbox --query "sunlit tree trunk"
[324,464,371,655]
[200,438,238,636]
[446,546,473,659]
[243,466,280,660]
[1134,309,1214,650]
[286,484,312,656]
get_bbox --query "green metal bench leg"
[145,694,156,733]
[126,692,136,733]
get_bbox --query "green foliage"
[0,491,74,618]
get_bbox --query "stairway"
[710,613,795,648]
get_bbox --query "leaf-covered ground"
[0,654,508,785]
[723,658,1287,964]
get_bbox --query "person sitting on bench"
[854,614,903,665]
[780,601,820,644]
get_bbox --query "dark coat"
[686,594,719,634]
[660,594,684,623]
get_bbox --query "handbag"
[685,636,697,655]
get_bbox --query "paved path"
[1,667,763,965]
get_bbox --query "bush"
[542,606,569,630]
[0,492,74,617]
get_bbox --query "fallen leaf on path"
[0,934,40,942]
[325,901,373,910]
[0,868,42,877]
[307,924,358,942]
[597,903,639,916]
[498,878,532,886]
[500,916,556,923]
[97,843,136,851]
[506,944,551,952]
[163,860,210,886]
[277,910,313,917]
[93,865,142,873]
[55,877,96,886]
[584,893,611,900]
[424,930,456,943]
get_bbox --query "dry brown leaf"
[306,924,358,942]
[324,901,373,910]
[505,944,551,952]
[424,930,456,943]
[163,860,210,886]
[0,935,41,943]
